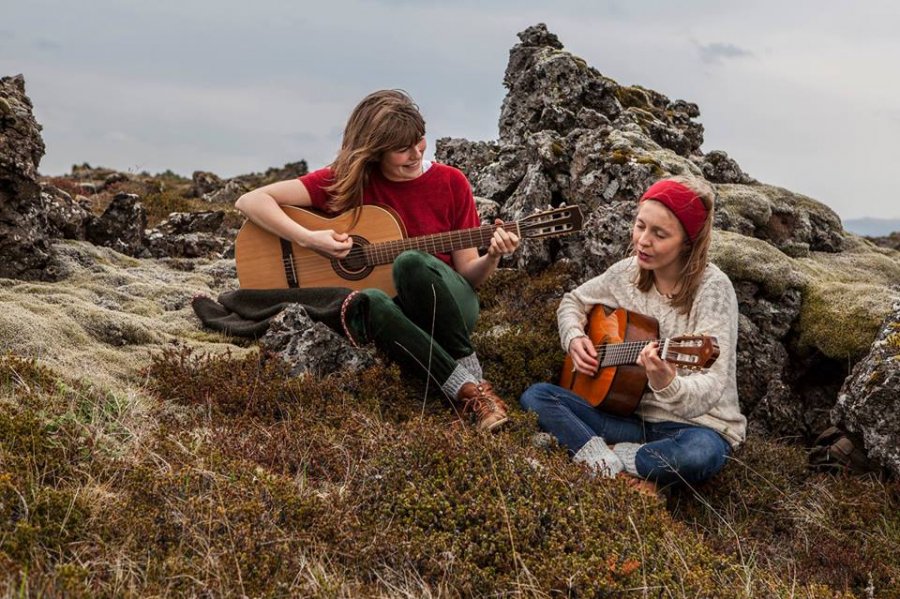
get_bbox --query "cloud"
[697,41,753,65]
[34,39,63,53]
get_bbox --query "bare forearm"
[236,191,311,244]
[457,252,501,288]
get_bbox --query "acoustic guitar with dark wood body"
[559,304,720,416]
[234,204,583,295]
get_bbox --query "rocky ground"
[2,23,899,598]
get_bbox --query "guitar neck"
[363,222,523,264]
[598,339,662,368]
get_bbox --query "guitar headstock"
[517,205,584,240]
[661,335,720,370]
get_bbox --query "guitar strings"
[271,223,518,278]
[595,339,701,367]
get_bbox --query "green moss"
[607,149,632,165]
[793,245,900,360]
[798,282,889,360]
[885,332,900,352]
[710,230,805,296]
[141,190,209,226]
[614,85,652,110]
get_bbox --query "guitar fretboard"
[360,222,524,265]
[598,339,662,368]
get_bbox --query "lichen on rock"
[833,300,900,476]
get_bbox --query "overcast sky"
[3,0,899,221]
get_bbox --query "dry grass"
[3,308,898,597]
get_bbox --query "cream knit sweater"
[557,257,747,447]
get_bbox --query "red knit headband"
[639,179,708,242]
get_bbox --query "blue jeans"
[520,382,731,486]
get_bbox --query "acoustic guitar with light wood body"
[559,304,720,416]
[234,204,584,295]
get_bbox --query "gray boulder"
[715,184,844,255]
[201,179,247,204]
[191,170,223,197]
[145,210,231,258]
[85,193,148,257]
[0,74,53,280]
[691,150,754,184]
[832,300,900,476]
[42,183,94,240]
[260,304,377,378]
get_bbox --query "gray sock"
[612,442,642,476]
[457,352,483,381]
[573,436,623,478]
[441,363,479,400]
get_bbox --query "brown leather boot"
[455,381,509,432]
[616,472,663,501]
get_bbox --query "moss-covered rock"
[716,183,844,253]
[712,229,900,361]
[711,229,805,296]
[0,240,251,391]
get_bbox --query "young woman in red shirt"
[235,90,519,430]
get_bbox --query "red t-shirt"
[298,163,480,266]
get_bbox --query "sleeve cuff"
[649,374,681,398]
[561,329,586,353]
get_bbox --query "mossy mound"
[712,229,900,360]
[711,229,805,296]
[795,237,900,360]
[0,240,251,391]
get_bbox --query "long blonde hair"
[326,89,426,216]
[634,175,716,314]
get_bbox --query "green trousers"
[344,251,479,389]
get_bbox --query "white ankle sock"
[573,436,623,478]
[612,442,642,476]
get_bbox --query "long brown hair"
[326,89,426,216]
[633,175,716,314]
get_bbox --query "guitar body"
[235,205,407,295]
[559,305,659,416]
[235,203,585,295]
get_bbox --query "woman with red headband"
[520,176,746,494]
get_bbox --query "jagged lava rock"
[0,74,53,280]
[832,300,900,476]
[85,193,149,257]
[260,304,377,377]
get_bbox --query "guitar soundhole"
[332,236,374,281]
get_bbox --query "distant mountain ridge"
[843,217,900,237]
